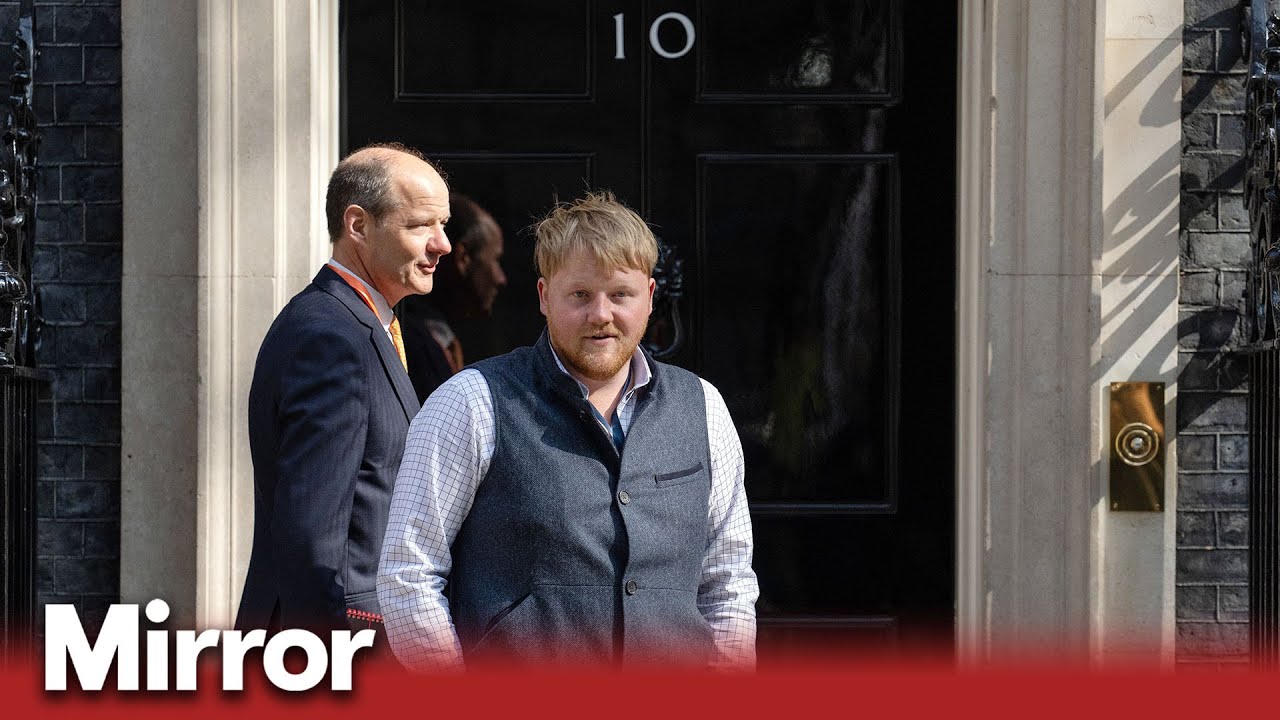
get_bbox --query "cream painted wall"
[1096,0,1182,664]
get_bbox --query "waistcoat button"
[618,490,631,505]
[625,580,638,595]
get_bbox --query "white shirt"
[377,346,759,671]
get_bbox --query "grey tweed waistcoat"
[453,330,714,666]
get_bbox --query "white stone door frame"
[121,0,338,627]
[955,0,1181,663]
[122,0,1177,659]
[956,0,1107,660]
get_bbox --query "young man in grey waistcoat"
[377,191,758,671]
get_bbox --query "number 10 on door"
[613,12,696,60]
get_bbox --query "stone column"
[957,0,1181,663]
[120,0,338,627]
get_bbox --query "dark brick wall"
[1178,0,1251,665]
[9,0,122,635]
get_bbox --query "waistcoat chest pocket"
[654,461,705,488]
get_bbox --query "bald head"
[325,142,445,241]
[325,142,452,306]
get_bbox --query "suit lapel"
[313,266,421,422]
[381,343,422,421]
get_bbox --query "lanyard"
[327,262,385,322]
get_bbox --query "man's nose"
[586,294,611,324]
[495,265,507,287]
[429,228,451,257]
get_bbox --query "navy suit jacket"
[236,265,420,632]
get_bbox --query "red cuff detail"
[346,608,384,625]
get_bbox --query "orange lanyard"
[327,262,408,373]
[328,262,385,323]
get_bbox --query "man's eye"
[572,291,587,298]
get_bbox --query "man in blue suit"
[236,143,451,638]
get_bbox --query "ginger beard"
[548,313,649,383]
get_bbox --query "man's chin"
[563,346,632,383]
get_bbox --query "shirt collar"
[327,258,394,331]
[548,342,652,401]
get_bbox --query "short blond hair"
[533,191,658,278]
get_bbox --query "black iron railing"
[1243,0,1280,667]
[0,0,42,655]
[1,367,39,651]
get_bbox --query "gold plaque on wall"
[1109,382,1165,512]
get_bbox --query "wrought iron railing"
[1243,0,1280,667]
[0,0,42,655]
[1,369,38,653]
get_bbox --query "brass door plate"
[1109,382,1165,512]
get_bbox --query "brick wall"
[1178,0,1251,664]
[9,0,122,635]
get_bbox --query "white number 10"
[613,12,696,60]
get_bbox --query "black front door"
[343,0,955,661]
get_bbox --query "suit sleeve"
[270,324,369,629]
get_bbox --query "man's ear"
[647,277,656,312]
[344,205,368,245]
[537,277,549,317]
[453,242,472,274]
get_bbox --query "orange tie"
[389,316,408,372]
